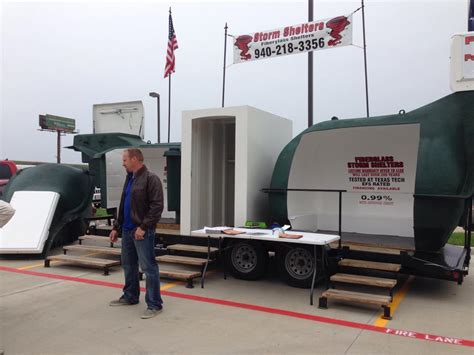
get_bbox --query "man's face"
[122,151,136,173]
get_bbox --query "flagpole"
[469,0,474,31]
[308,0,314,128]
[361,0,370,118]
[222,23,228,107]
[168,7,172,143]
[165,6,175,143]
[168,74,171,143]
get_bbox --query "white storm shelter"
[180,106,292,235]
[105,146,175,219]
[0,191,60,254]
[288,124,420,238]
[93,101,145,139]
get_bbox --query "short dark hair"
[125,148,144,162]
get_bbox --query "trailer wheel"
[278,246,317,288]
[225,241,268,280]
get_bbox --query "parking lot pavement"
[1,256,473,354]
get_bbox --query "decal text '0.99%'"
[361,195,393,201]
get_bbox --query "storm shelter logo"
[326,16,351,46]
[234,35,253,61]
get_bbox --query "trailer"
[172,32,474,304]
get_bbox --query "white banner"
[450,32,474,91]
[462,33,474,80]
[233,15,352,64]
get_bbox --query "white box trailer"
[180,106,292,235]
[104,145,176,219]
[93,101,145,139]
[69,133,180,221]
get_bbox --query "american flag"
[164,12,178,78]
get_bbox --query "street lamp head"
[149,92,160,98]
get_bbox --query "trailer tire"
[278,246,317,288]
[225,241,268,280]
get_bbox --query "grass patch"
[447,232,472,246]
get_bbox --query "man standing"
[109,148,164,319]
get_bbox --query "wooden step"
[45,255,120,275]
[140,267,203,284]
[330,273,397,288]
[157,223,180,230]
[321,289,392,306]
[160,269,202,281]
[63,244,121,255]
[79,235,121,244]
[319,289,392,319]
[338,259,401,272]
[167,244,218,254]
[156,255,209,266]
[154,269,202,288]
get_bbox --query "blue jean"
[121,228,163,309]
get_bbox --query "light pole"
[149,92,161,143]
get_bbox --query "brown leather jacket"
[113,165,163,233]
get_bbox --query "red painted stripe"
[1,265,473,348]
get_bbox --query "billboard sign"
[39,114,76,132]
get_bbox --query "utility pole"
[308,0,314,128]
[222,23,228,107]
[38,114,76,164]
[56,131,61,163]
[149,92,161,143]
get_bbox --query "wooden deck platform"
[319,289,392,319]
[330,273,397,289]
[45,255,120,275]
[338,259,401,272]
[63,244,121,255]
[156,255,208,266]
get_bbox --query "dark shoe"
[141,306,163,319]
[109,297,138,306]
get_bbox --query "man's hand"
[109,229,119,243]
[134,227,146,240]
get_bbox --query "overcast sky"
[1,0,469,163]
